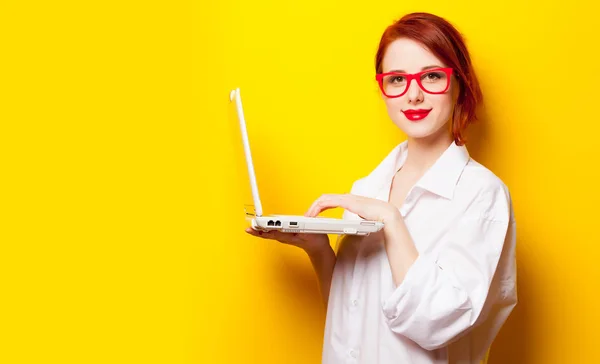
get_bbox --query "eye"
[389,75,405,84]
[422,71,444,82]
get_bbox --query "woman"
[246,12,517,364]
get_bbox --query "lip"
[402,109,431,121]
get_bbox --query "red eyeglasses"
[375,67,453,98]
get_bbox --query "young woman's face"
[379,38,458,141]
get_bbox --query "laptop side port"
[289,222,298,228]
[268,220,274,226]
[275,220,281,227]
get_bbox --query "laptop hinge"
[244,204,258,217]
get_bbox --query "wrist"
[382,206,402,227]
[382,209,406,245]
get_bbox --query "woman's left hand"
[304,193,400,224]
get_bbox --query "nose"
[406,79,423,104]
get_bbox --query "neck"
[403,129,453,173]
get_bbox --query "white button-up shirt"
[322,141,517,364]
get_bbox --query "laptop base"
[251,215,383,235]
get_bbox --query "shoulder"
[456,158,514,223]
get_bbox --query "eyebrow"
[386,65,443,73]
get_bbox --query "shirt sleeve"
[381,185,513,351]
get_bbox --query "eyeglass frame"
[375,67,454,98]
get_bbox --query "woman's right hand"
[244,227,331,256]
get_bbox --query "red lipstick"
[402,109,431,121]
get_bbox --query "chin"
[405,130,440,141]
[394,120,437,139]
[392,112,450,141]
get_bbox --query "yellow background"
[2,0,599,363]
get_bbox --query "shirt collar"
[414,141,470,199]
[373,140,470,200]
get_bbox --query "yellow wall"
[2,0,599,363]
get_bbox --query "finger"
[306,194,353,217]
[245,227,298,244]
[245,228,274,239]
[304,198,320,217]
[305,194,336,217]
[246,227,262,234]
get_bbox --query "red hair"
[375,12,483,146]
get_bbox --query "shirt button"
[350,349,358,358]
[351,299,358,306]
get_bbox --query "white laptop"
[229,87,384,235]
